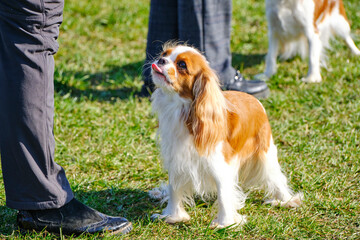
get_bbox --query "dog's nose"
[157,57,168,66]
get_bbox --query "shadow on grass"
[54,52,267,103]
[0,206,17,236]
[74,188,159,222]
[232,52,266,70]
[55,60,146,102]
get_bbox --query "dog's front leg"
[151,183,190,224]
[265,30,279,78]
[208,157,247,228]
[303,31,322,83]
[210,184,247,229]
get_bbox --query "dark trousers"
[143,0,236,88]
[0,0,73,210]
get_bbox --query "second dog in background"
[263,0,360,83]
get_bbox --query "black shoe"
[17,198,132,235]
[223,70,270,99]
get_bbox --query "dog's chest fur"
[151,89,218,196]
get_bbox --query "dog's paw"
[264,192,303,208]
[148,183,169,201]
[264,65,277,78]
[151,212,190,224]
[302,74,322,83]
[210,214,247,229]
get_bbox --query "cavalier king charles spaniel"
[263,0,360,82]
[149,43,302,228]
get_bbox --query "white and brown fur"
[149,43,302,228]
[264,0,360,82]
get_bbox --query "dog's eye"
[177,61,187,69]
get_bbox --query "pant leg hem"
[6,193,74,210]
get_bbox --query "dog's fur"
[149,43,302,228]
[264,0,360,82]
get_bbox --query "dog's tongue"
[152,63,163,74]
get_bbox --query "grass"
[1,0,359,239]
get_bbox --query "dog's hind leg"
[302,30,322,83]
[265,30,280,78]
[260,140,302,208]
[208,151,247,228]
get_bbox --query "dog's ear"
[190,69,227,156]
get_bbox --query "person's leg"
[178,0,269,98]
[178,0,235,83]
[141,0,178,95]
[142,0,231,94]
[0,0,73,211]
[0,0,131,234]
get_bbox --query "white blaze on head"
[168,46,203,62]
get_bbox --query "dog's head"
[151,43,227,156]
[151,43,221,100]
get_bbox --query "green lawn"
[1,0,360,239]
